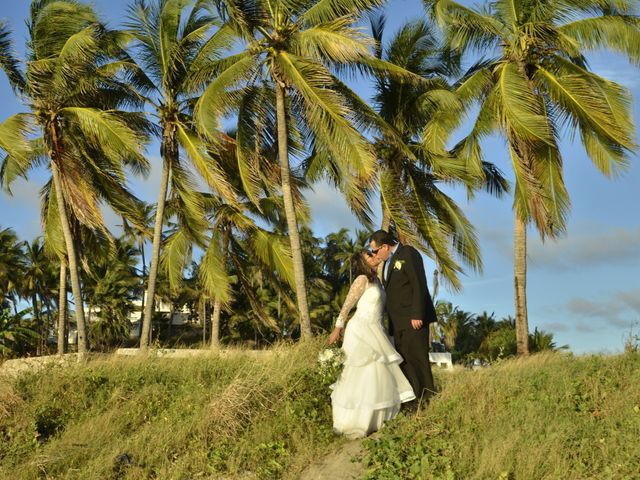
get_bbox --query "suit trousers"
[393,326,435,403]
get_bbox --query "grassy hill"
[1,342,639,479]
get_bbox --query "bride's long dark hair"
[353,252,377,283]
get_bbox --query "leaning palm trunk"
[50,162,88,354]
[514,215,529,355]
[140,145,172,349]
[275,84,312,339]
[57,257,67,355]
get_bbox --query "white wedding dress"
[331,275,415,438]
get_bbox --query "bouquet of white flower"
[317,345,346,388]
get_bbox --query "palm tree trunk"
[275,83,312,339]
[514,214,529,355]
[139,237,146,332]
[199,296,206,345]
[210,297,221,350]
[50,162,88,355]
[32,294,41,355]
[140,152,171,349]
[57,257,67,355]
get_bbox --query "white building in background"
[128,299,193,338]
[47,300,196,344]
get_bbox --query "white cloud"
[575,322,598,333]
[307,180,377,237]
[560,288,640,330]
[528,226,640,271]
[615,289,640,313]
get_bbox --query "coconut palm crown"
[365,16,510,289]
[0,1,151,353]
[125,0,240,348]
[425,0,639,353]
[195,0,423,336]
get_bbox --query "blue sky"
[1,0,639,353]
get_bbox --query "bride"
[328,251,415,438]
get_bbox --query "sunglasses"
[368,246,383,255]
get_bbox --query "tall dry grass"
[0,339,341,479]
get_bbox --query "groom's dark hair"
[370,230,398,246]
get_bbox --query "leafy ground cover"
[1,344,639,479]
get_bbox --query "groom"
[369,230,436,404]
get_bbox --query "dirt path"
[298,437,369,480]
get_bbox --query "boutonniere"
[393,260,405,270]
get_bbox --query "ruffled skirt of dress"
[331,315,416,438]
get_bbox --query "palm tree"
[0,2,150,354]
[426,0,639,354]
[20,238,58,354]
[125,0,237,349]
[121,202,154,331]
[0,227,25,310]
[161,135,298,348]
[366,16,509,289]
[195,0,409,338]
[0,308,37,360]
[83,237,141,326]
[529,327,568,352]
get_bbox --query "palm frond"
[509,140,547,228]
[175,121,237,203]
[158,0,193,80]
[199,229,233,303]
[160,228,192,292]
[0,114,40,191]
[29,0,99,61]
[40,179,66,260]
[293,17,372,64]
[277,52,376,180]
[194,52,261,138]
[169,162,209,244]
[247,229,295,286]
[560,14,640,65]
[0,21,26,92]
[185,23,237,91]
[300,0,385,26]
[530,140,570,238]
[498,63,553,145]
[534,64,634,148]
[426,0,504,52]
[59,107,148,166]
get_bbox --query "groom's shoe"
[401,401,418,415]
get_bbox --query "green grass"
[363,352,640,480]
[1,346,639,479]
[0,339,340,479]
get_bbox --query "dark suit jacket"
[384,244,437,332]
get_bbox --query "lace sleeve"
[335,275,368,328]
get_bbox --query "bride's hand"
[328,327,342,345]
